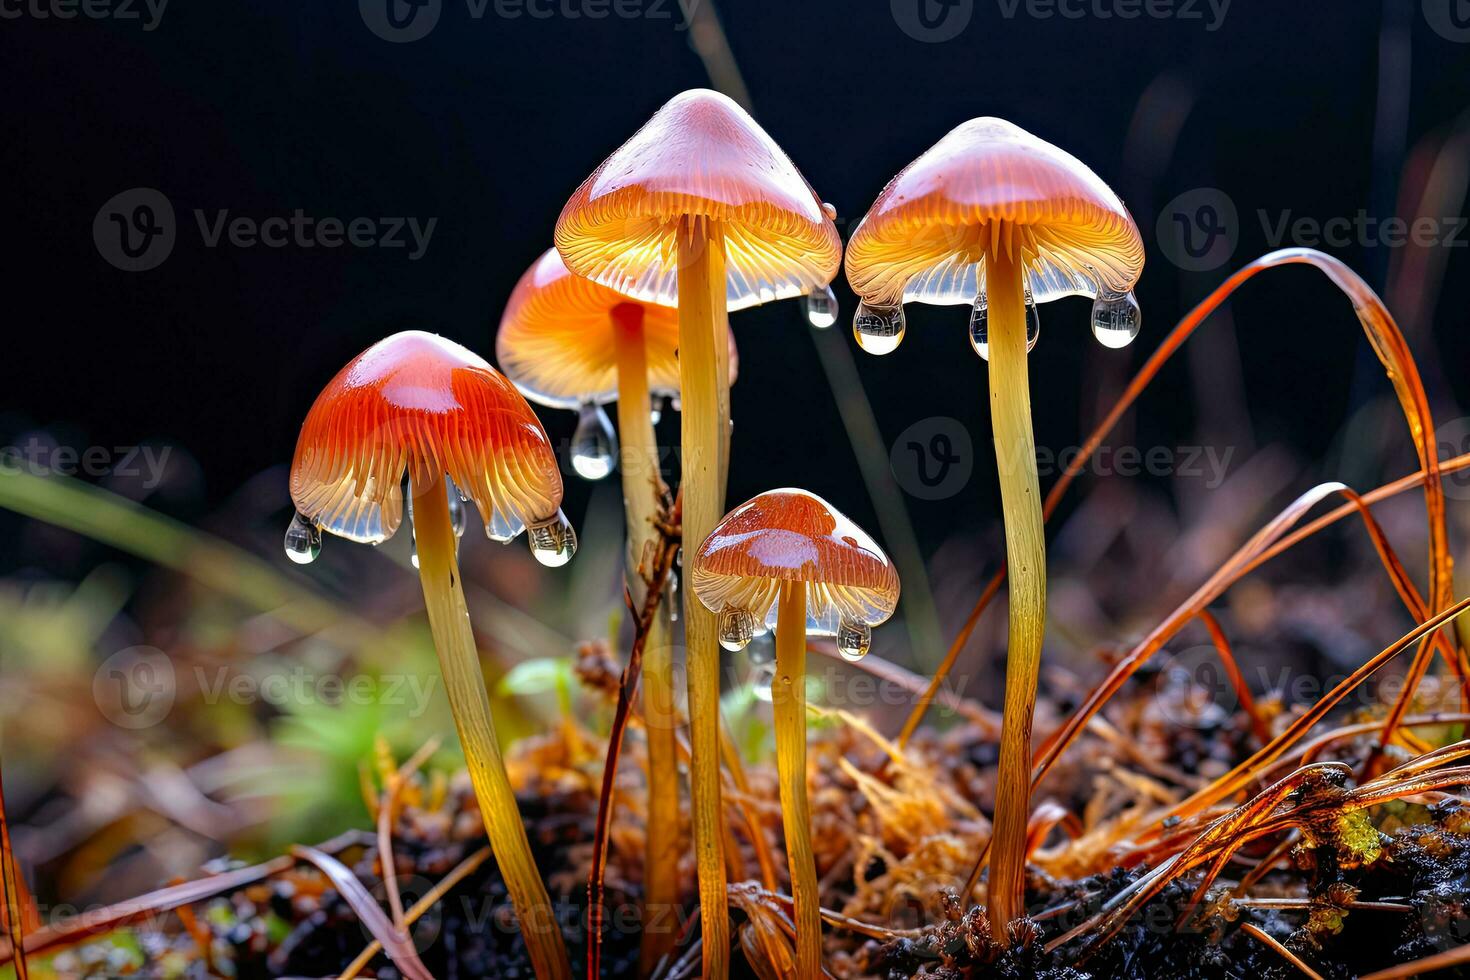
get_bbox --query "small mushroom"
[555,88,841,973]
[287,330,573,980]
[844,118,1144,938]
[691,489,899,978]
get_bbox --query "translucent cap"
[495,248,737,409]
[845,118,1144,308]
[690,488,900,635]
[289,331,563,544]
[555,89,842,311]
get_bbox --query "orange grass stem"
[773,580,821,975]
[897,247,1455,750]
[411,476,570,980]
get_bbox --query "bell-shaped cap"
[690,488,900,635]
[554,89,842,312]
[495,249,738,409]
[845,118,1144,308]
[289,331,563,544]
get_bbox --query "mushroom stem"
[610,304,682,973]
[982,237,1046,940]
[676,213,731,976]
[410,475,571,980]
[773,580,821,976]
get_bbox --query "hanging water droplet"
[821,201,838,221]
[836,619,872,662]
[968,287,1040,361]
[663,572,678,622]
[751,662,775,703]
[805,284,838,329]
[746,632,774,666]
[284,512,321,564]
[570,403,617,480]
[484,509,518,542]
[527,510,577,566]
[650,397,664,427]
[410,538,420,569]
[447,485,466,538]
[1091,291,1141,349]
[853,301,905,355]
[718,608,755,652]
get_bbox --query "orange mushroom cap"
[554,89,842,311]
[845,118,1144,309]
[289,331,563,544]
[495,248,738,409]
[690,489,899,634]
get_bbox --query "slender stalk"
[773,580,821,975]
[610,304,682,975]
[677,214,730,976]
[411,476,570,980]
[984,238,1046,939]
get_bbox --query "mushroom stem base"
[984,241,1047,941]
[411,476,571,980]
[774,580,821,975]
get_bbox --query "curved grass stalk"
[897,248,1455,750]
[772,581,821,975]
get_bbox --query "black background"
[5,0,1470,559]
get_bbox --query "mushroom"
[691,489,899,977]
[844,118,1144,937]
[494,246,738,968]
[286,330,573,979]
[555,88,841,972]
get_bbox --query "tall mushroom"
[555,88,841,974]
[286,330,574,979]
[495,246,737,969]
[844,118,1144,937]
[690,489,899,977]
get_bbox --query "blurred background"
[3,0,1470,941]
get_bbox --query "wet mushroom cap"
[690,489,900,634]
[554,89,842,311]
[844,117,1144,308]
[289,330,563,544]
[495,248,738,409]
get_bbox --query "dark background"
[4,0,1470,564]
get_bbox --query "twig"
[1239,921,1325,980]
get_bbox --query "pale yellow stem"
[983,239,1046,939]
[774,580,821,975]
[677,215,730,976]
[411,476,571,980]
[611,305,683,974]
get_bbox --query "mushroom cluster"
[283,99,1143,978]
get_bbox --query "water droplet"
[746,632,774,666]
[485,509,518,542]
[447,485,466,538]
[718,608,755,652]
[570,403,617,480]
[821,201,838,221]
[527,510,577,567]
[1091,291,1141,349]
[751,662,775,703]
[650,397,664,427]
[837,619,872,662]
[853,301,905,355]
[410,539,420,569]
[663,572,678,622]
[284,512,321,564]
[968,287,1040,361]
[806,284,838,329]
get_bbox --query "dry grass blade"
[0,830,371,964]
[291,844,434,980]
[0,765,30,980]
[376,737,442,930]
[1360,941,1470,979]
[1197,609,1268,744]
[1239,921,1326,980]
[898,247,1454,746]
